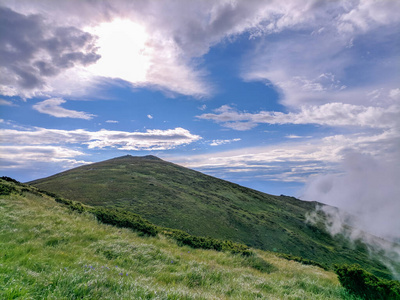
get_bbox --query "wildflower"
[126,273,129,276]
[119,272,123,276]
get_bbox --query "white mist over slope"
[302,152,400,243]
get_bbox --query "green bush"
[1,176,21,185]
[242,255,277,273]
[163,229,252,256]
[89,207,159,236]
[54,197,158,236]
[0,183,17,195]
[37,189,59,198]
[55,198,86,213]
[276,253,328,270]
[335,264,400,299]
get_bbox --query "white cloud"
[172,128,398,183]
[105,120,119,123]
[241,1,400,110]
[0,99,16,106]
[1,126,202,151]
[390,88,400,100]
[210,138,240,146]
[285,135,311,139]
[5,0,398,99]
[32,98,96,120]
[198,103,399,130]
[338,0,400,33]
[147,114,153,119]
[0,145,87,169]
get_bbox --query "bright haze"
[1,1,399,240]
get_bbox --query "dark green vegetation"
[28,155,399,279]
[1,177,358,299]
[335,264,400,299]
[55,197,252,256]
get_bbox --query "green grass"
[0,179,357,299]
[28,155,398,278]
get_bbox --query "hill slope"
[1,178,351,299]
[29,155,396,278]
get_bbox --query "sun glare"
[87,19,151,83]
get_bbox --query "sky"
[1,1,399,240]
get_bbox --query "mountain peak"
[142,155,163,161]
[114,155,163,161]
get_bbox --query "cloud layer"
[1,126,201,153]
[3,0,397,99]
[198,103,399,130]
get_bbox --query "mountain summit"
[29,155,394,277]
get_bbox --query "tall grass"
[0,182,356,299]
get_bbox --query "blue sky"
[1,0,400,239]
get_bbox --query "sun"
[87,19,151,83]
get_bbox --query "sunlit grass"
[0,190,357,299]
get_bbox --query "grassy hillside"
[28,155,396,278]
[0,178,356,299]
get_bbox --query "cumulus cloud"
[198,103,399,130]
[32,98,96,119]
[2,1,398,99]
[0,5,100,98]
[1,126,201,151]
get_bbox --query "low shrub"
[0,182,17,195]
[1,176,21,185]
[55,198,86,213]
[242,255,277,273]
[54,195,251,255]
[335,264,400,300]
[37,189,59,198]
[163,229,252,256]
[89,207,159,237]
[276,253,328,270]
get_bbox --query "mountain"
[1,177,362,299]
[28,155,398,278]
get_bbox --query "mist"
[302,151,400,242]
[302,151,400,278]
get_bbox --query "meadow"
[0,179,357,299]
[29,155,394,279]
